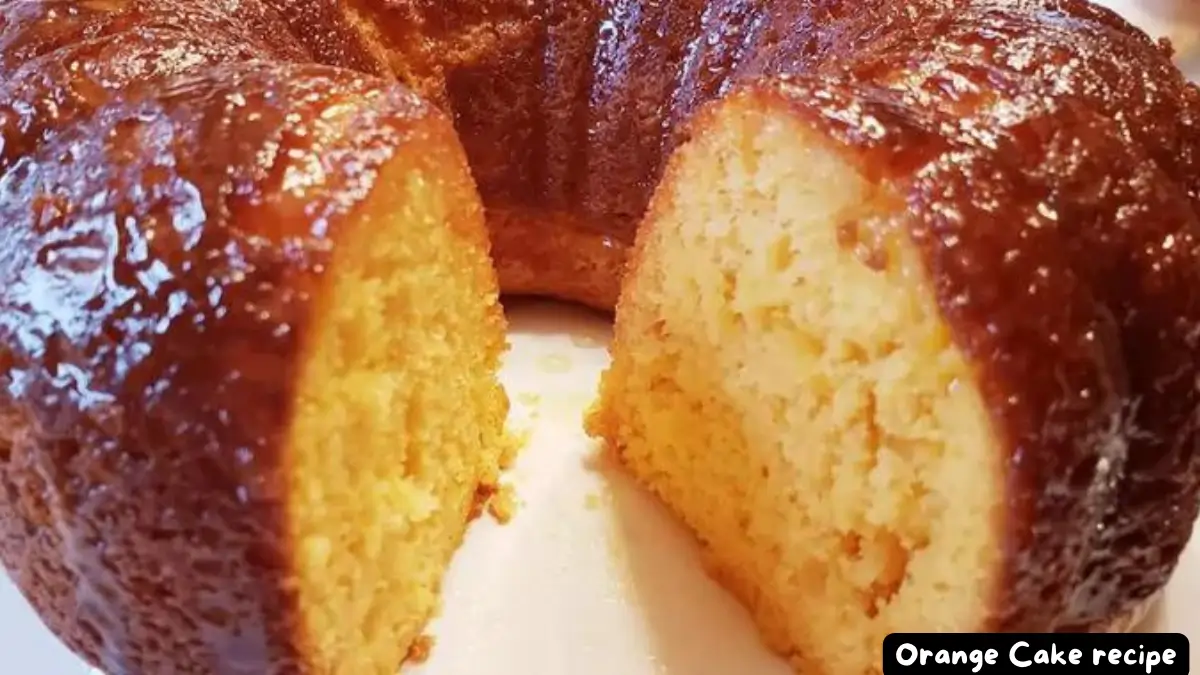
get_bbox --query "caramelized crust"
[248,0,1198,309]
[13,1,1190,312]
[0,60,461,672]
[0,0,307,170]
[714,74,1200,630]
[902,100,1200,631]
[588,75,1199,673]
[0,0,1198,672]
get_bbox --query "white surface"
[0,301,1196,674]
[2,2,1199,671]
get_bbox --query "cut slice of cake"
[0,63,515,675]
[588,75,1199,674]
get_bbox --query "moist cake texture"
[0,1,1198,673]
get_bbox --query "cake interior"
[589,93,1005,673]
[282,141,511,673]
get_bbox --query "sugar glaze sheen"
[1,0,1199,674]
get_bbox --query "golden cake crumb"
[405,635,436,665]
[468,483,497,522]
[498,429,527,470]
[589,95,1001,674]
[487,483,519,524]
[584,492,603,510]
[508,424,533,446]
[279,140,512,673]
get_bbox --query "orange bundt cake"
[0,1,1198,674]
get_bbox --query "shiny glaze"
[339,0,1200,307]
[787,0,1200,630]
[0,0,1198,671]
[848,2,1200,631]
[0,15,452,667]
[692,64,1200,632]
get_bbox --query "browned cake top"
[6,1,1197,276]
[724,61,1200,630]
[0,42,452,668]
[0,0,1197,665]
[300,1,1200,244]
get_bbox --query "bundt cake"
[0,0,1198,674]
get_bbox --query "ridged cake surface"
[0,1,1198,674]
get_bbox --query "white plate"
[1,300,1196,674]
[3,3,1198,670]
